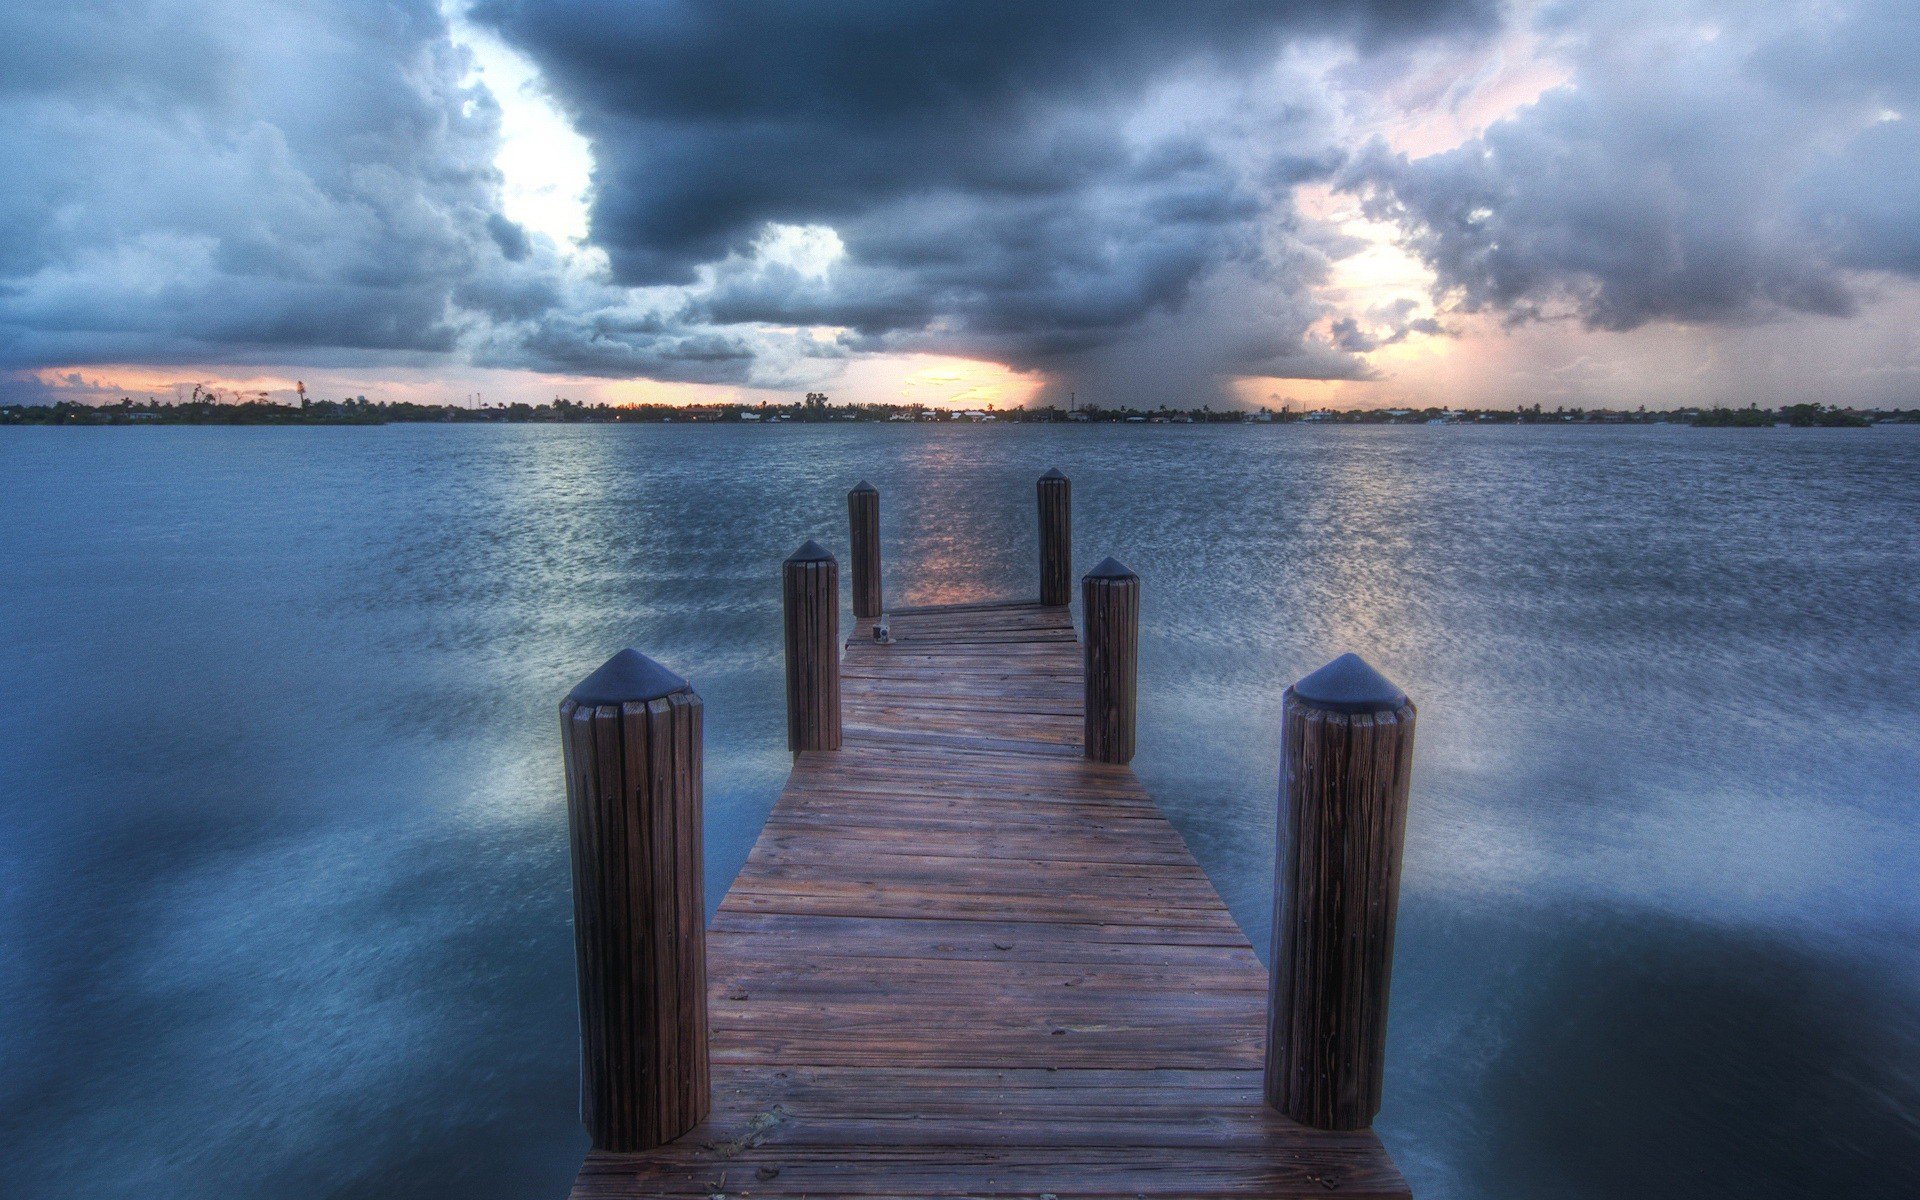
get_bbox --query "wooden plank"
[569,597,1409,1199]
[884,598,1051,616]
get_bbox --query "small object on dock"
[847,481,882,619]
[559,649,710,1152]
[872,617,890,644]
[782,539,842,752]
[1265,652,1417,1131]
[1037,467,1072,606]
[1081,556,1139,764]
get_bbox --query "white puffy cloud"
[1351,0,1920,332]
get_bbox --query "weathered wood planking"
[570,599,1410,1199]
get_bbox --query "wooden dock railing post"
[848,481,882,619]
[1081,556,1139,763]
[1265,653,1417,1131]
[1038,467,1072,606]
[783,539,842,752]
[559,649,711,1152]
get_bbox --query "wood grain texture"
[560,693,711,1151]
[781,556,842,752]
[568,599,1409,1197]
[1265,690,1417,1131]
[1037,473,1072,607]
[847,486,882,619]
[1081,570,1139,765]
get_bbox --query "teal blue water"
[2,425,1915,1198]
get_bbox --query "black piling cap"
[1084,555,1137,580]
[786,538,835,563]
[850,479,877,494]
[1039,467,1068,482]
[568,648,690,706]
[1290,652,1408,714]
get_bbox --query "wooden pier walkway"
[567,597,1410,1198]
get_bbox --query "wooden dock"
[565,596,1411,1198]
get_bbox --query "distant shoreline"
[4,399,1911,428]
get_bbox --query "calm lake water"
[2,424,1916,1199]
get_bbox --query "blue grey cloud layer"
[1,1,1915,400]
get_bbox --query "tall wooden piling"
[559,648,710,1152]
[783,539,842,752]
[1038,468,1072,607]
[1264,653,1417,1131]
[1081,556,1139,764]
[848,481,882,619]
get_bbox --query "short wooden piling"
[782,539,842,752]
[1081,556,1139,764]
[848,481,882,619]
[559,649,710,1152]
[1264,653,1417,1131]
[1038,468,1072,607]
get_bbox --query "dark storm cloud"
[476,1,1489,280]
[0,0,1502,400]
[9,0,1918,402]
[1351,1,1920,332]
[474,0,1496,393]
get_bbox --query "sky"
[2,1,1917,411]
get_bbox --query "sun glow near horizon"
[22,352,1049,412]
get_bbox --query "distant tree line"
[2,394,1910,427]
[1690,403,1874,427]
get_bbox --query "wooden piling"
[1081,556,1139,764]
[782,539,842,752]
[1264,653,1417,1131]
[1038,467,1072,607]
[848,481,882,619]
[558,648,710,1152]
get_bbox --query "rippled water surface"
[2,424,1916,1198]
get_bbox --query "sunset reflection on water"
[875,432,1031,609]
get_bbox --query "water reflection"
[0,424,1915,1200]
[1301,434,1430,673]
[1400,909,1920,1198]
[885,431,1028,607]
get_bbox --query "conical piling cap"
[1291,652,1407,714]
[1084,556,1136,580]
[850,479,877,494]
[1039,467,1068,482]
[568,648,690,706]
[786,538,836,563]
